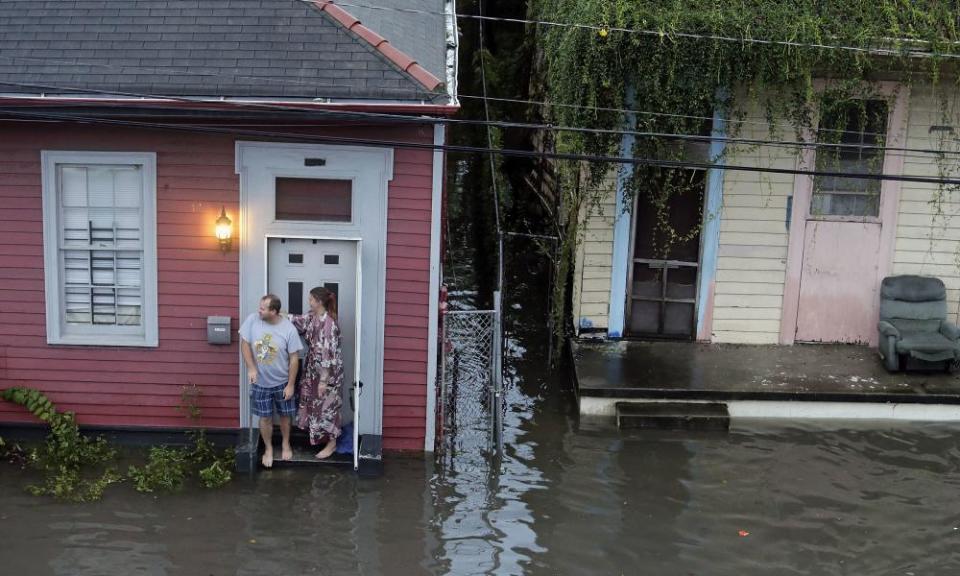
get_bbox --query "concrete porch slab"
[572,340,960,421]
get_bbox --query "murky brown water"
[5,259,960,575]
[6,376,960,575]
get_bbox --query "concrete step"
[235,427,382,476]
[266,441,353,467]
[616,401,730,431]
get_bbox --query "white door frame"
[235,142,393,437]
[264,234,363,468]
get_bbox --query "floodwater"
[5,263,960,575]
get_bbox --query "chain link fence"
[437,302,502,468]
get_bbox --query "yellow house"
[572,82,960,346]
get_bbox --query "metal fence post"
[437,310,448,455]
[492,291,503,455]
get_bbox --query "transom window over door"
[42,152,158,346]
[811,99,889,218]
[275,177,352,222]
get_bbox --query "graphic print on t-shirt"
[254,333,279,366]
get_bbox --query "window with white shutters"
[42,152,158,346]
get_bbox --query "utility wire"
[2,79,958,160]
[5,108,960,188]
[457,94,888,138]
[476,0,505,297]
[0,52,895,140]
[326,0,960,59]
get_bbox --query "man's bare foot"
[281,443,293,461]
[261,451,274,468]
[315,438,337,460]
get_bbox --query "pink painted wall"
[0,121,435,451]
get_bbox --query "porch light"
[215,206,232,252]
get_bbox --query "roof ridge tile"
[311,0,442,92]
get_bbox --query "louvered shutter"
[58,165,143,328]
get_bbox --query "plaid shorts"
[250,384,296,418]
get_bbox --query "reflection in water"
[7,388,960,574]
[6,260,960,574]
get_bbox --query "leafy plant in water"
[2,384,235,499]
[127,384,235,491]
[199,457,234,489]
[128,445,189,493]
[1,386,119,502]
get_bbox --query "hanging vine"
[530,0,960,347]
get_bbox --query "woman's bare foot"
[261,450,274,468]
[281,443,293,461]
[315,438,337,460]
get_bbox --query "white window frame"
[41,151,158,347]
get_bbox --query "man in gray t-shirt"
[240,294,302,468]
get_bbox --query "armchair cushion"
[940,321,960,341]
[895,331,960,361]
[881,275,947,301]
[878,321,900,338]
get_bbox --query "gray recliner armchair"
[878,275,960,372]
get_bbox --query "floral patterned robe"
[289,311,343,445]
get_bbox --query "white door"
[237,142,392,464]
[268,238,359,444]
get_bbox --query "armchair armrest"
[940,321,960,341]
[878,321,900,338]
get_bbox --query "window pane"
[664,303,695,336]
[631,264,662,299]
[812,100,888,217]
[275,178,352,222]
[629,300,659,334]
[116,288,141,326]
[665,266,697,300]
[92,287,117,325]
[59,166,87,208]
[64,287,91,324]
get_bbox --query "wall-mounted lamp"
[215,206,232,252]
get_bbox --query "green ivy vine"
[530,0,960,345]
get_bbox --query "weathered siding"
[569,87,960,344]
[712,110,796,344]
[891,85,960,321]
[0,122,435,450]
[573,176,617,333]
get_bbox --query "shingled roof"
[0,0,449,103]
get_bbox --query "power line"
[0,65,892,141]
[457,94,885,138]
[4,107,960,188]
[329,0,960,60]
[0,51,894,141]
[477,0,506,303]
[2,79,958,161]
[1,3,956,138]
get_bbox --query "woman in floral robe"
[289,286,343,459]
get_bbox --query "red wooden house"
[0,0,458,468]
